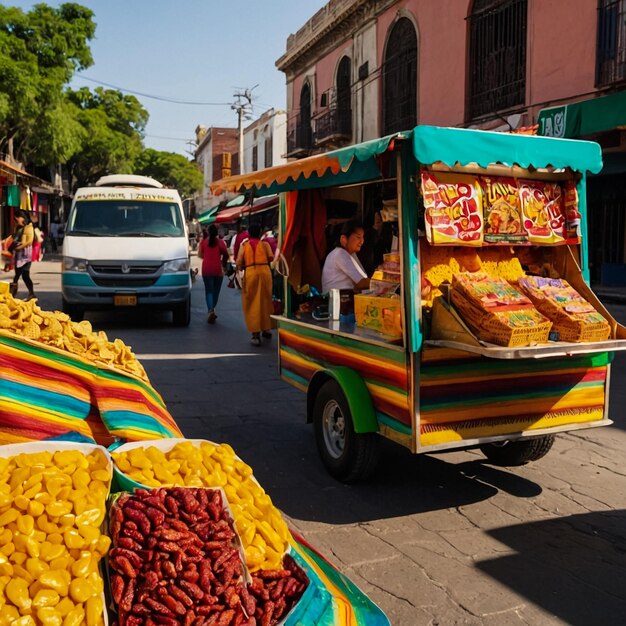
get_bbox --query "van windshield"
[67,200,185,237]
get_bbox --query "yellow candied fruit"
[33,588,61,608]
[113,440,290,569]
[37,607,63,626]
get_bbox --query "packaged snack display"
[517,276,610,342]
[563,180,582,243]
[421,171,484,246]
[354,293,402,338]
[482,176,527,244]
[451,273,552,347]
[518,180,566,244]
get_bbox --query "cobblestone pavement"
[30,259,626,625]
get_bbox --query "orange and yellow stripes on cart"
[418,348,610,447]
[278,322,413,441]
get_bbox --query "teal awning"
[412,125,603,174]
[197,205,219,225]
[538,90,626,139]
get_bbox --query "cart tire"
[172,296,191,327]
[480,435,555,466]
[313,379,380,483]
[62,298,84,322]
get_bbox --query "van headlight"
[63,257,88,272]
[162,258,190,273]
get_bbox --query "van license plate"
[114,294,137,306]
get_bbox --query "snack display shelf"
[424,338,626,359]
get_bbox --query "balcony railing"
[314,104,352,146]
[597,0,626,87]
[286,116,313,156]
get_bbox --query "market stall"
[209,125,626,483]
[0,291,389,625]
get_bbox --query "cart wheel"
[480,435,555,466]
[313,379,380,483]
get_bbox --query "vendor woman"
[322,219,370,292]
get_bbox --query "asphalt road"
[27,258,626,625]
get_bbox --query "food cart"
[0,293,389,624]
[210,125,626,483]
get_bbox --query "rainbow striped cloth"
[0,332,181,445]
[0,331,389,624]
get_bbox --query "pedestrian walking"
[198,224,229,324]
[236,221,274,346]
[50,219,60,253]
[5,210,36,300]
[31,214,44,262]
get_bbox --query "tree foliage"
[0,3,95,163]
[134,148,203,198]
[66,86,148,189]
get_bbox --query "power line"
[75,75,232,106]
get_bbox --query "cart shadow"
[475,509,626,625]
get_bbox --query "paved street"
[27,257,626,626]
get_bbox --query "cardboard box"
[354,294,402,338]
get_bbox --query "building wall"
[243,110,288,172]
[280,0,613,145]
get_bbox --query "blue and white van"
[62,175,191,325]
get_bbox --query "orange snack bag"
[563,180,581,243]
[518,180,566,244]
[482,176,527,244]
[421,171,483,246]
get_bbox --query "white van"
[62,174,191,325]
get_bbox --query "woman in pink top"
[198,224,229,324]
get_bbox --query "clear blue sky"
[12,1,328,156]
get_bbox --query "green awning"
[538,90,626,139]
[412,125,603,174]
[210,133,403,196]
[197,205,219,225]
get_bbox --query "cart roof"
[209,126,603,197]
[412,126,603,174]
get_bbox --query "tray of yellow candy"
[0,441,112,625]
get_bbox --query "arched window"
[336,56,352,136]
[382,17,417,135]
[298,82,312,149]
[468,0,527,119]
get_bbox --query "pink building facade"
[277,0,626,285]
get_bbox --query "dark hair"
[248,221,262,239]
[14,210,31,223]
[340,219,364,239]
[208,224,218,247]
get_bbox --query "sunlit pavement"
[28,259,626,625]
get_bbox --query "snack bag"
[421,171,483,246]
[481,176,527,244]
[518,180,566,244]
[563,180,582,243]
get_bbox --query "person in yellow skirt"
[236,221,274,346]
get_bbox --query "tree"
[0,3,95,163]
[66,86,148,189]
[134,148,203,198]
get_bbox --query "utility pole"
[231,86,257,175]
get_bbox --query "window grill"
[287,83,313,155]
[252,145,258,171]
[596,0,626,86]
[315,56,353,145]
[467,0,527,120]
[264,135,273,168]
[383,18,418,135]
